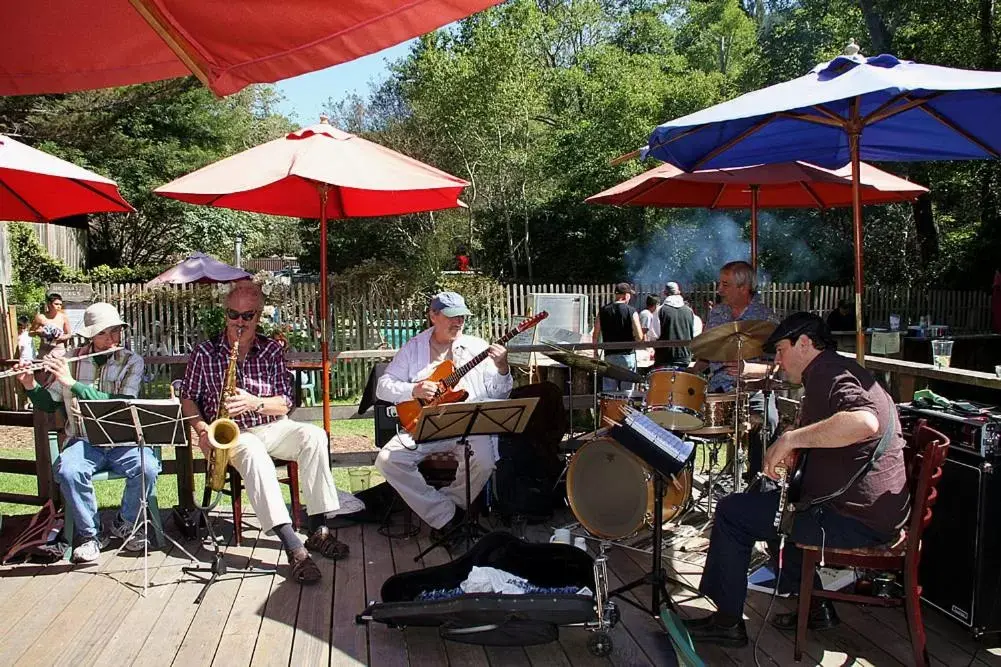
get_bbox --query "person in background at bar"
[591,282,643,391]
[826,298,857,332]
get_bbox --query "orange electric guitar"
[395,312,549,434]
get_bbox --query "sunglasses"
[226,309,258,322]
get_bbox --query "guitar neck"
[441,328,520,388]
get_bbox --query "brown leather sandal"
[304,527,350,560]
[288,550,321,584]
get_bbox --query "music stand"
[79,399,199,596]
[412,397,539,561]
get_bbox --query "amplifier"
[897,403,1001,459]
[917,447,1001,637]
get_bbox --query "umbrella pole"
[850,127,865,366]
[319,186,332,439]
[750,185,760,271]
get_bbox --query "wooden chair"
[793,420,950,666]
[171,380,302,546]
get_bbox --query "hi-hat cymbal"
[691,320,777,362]
[541,348,646,384]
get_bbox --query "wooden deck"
[0,506,999,667]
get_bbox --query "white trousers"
[229,418,340,533]
[375,431,496,530]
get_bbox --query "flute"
[0,347,124,379]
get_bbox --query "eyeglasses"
[97,326,123,336]
[226,309,258,322]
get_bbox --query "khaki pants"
[229,418,339,533]
[375,432,496,529]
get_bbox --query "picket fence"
[0,280,992,404]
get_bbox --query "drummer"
[694,261,781,478]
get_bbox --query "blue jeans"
[55,438,160,540]
[602,352,637,392]
[700,490,891,616]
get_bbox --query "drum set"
[546,319,790,544]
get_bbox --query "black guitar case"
[358,531,597,646]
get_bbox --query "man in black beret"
[684,312,910,647]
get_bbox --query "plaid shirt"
[56,345,145,439]
[180,333,292,429]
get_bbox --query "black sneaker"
[772,599,840,632]
[684,613,749,648]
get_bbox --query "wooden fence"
[0,280,992,406]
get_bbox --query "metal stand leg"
[414,426,490,562]
[181,505,275,604]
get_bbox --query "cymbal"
[691,320,777,362]
[541,349,646,384]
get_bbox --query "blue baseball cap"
[430,291,472,317]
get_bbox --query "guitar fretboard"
[442,326,522,388]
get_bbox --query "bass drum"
[567,436,692,539]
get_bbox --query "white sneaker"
[71,535,109,563]
[110,514,149,552]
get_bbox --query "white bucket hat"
[76,302,127,338]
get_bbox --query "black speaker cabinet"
[374,402,400,449]
[919,448,1001,637]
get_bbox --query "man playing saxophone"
[180,281,355,585]
[14,302,157,563]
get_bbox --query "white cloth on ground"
[460,566,530,594]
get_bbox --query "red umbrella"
[0,0,501,97]
[146,252,251,286]
[155,118,469,436]
[586,160,927,269]
[0,134,134,223]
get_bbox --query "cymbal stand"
[732,336,747,494]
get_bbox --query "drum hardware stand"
[607,471,701,616]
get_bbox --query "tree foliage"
[3,0,1001,290]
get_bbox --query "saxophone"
[205,332,242,495]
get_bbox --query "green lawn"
[0,433,382,517]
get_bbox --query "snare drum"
[599,390,645,424]
[688,392,747,435]
[644,369,707,431]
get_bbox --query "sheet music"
[621,406,690,463]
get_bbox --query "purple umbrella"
[146,252,251,286]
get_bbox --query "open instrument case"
[357,531,618,655]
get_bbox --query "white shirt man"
[376,291,512,533]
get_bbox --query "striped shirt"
[180,333,292,429]
[56,345,145,439]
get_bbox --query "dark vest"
[656,304,695,366]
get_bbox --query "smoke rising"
[625,210,840,287]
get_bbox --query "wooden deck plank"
[45,546,177,667]
[289,534,335,667]
[248,552,300,667]
[390,527,449,667]
[0,546,124,665]
[330,524,369,665]
[131,516,238,667]
[92,535,210,666]
[213,526,284,667]
[172,524,263,667]
[361,522,408,667]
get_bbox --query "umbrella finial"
[319,115,330,124]
[843,38,861,57]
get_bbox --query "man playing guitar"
[375,291,512,541]
[685,312,910,647]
